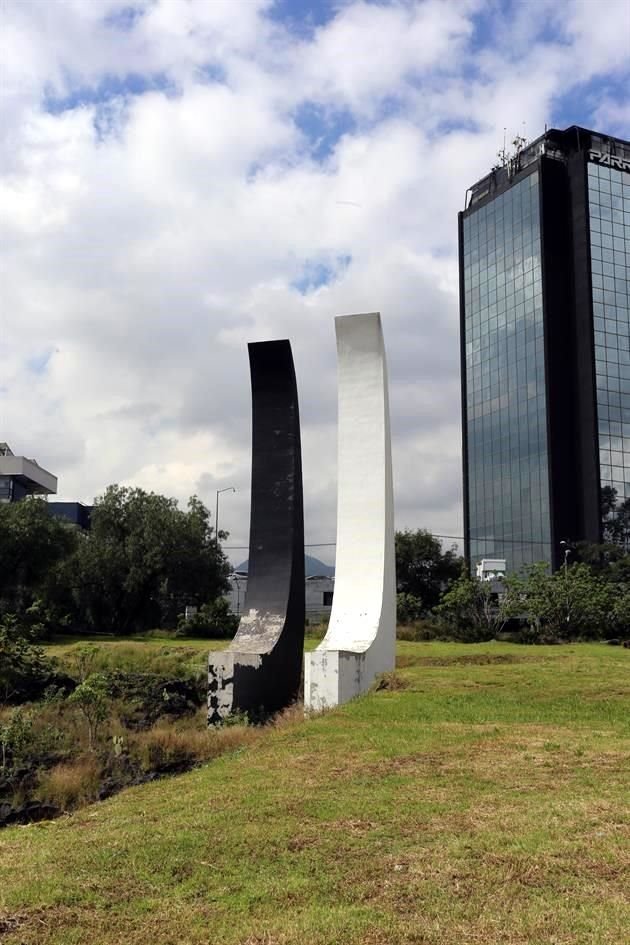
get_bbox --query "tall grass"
[36,756,100,810]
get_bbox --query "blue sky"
[1,0,629,560]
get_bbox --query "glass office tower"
[459,126,630,572]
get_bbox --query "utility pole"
[215,487,236,547]
[560,540,571,625]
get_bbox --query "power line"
[223,541,337,550]
[224,534,555,550]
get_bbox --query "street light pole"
[215,487,236,546]
[560,540,571,625]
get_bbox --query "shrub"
[104,672,204,729]
[396,617,441,641]
[305,617,329,638]
[505,562,617,641]
[435,574,508,641]
[176,598,239,639]
[0,709,35,770]
[0,615,71,705]
[396,593,423,625]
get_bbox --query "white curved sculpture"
[304,312,395,711]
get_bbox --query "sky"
[1,0,629,566]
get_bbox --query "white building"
[0,443,57,503]
[225,571,334,621]
[475,558,507,581]
[475,558,507,596]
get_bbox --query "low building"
[225,571,249,616]
[225,571,334,621]
[47,502,92,530]
[475,558,507,582]
[0,443,57,503]
[305,575,335,620]
[476,558,507,597]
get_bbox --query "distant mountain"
[234,553,334,578]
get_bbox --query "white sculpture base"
[305,649,388,713]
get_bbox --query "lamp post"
[560,540,571,625]
[215,487,236,546]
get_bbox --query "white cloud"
[1,0,629,564]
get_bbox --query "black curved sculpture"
[208,340,305,723]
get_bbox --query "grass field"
[43,632,324,678]
[1,641,628,945]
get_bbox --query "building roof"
[465,125,630,211]
[0,443,57,496]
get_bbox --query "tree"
[68,674,109,750]
[504,562,614,641]
[435,573,508,641]
[72,486,231,634]
[0,499,78,620]
[395,529,463,613]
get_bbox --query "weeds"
[371,671,409,692]
[36,756,101,810]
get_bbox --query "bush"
[0,615,72,705]
[435,575,507,641]
[505,562,617,642]
[104,671,204,729]
[0,705,68,800]
[396,617,441,641]
[396,593,423,625]
[305,617,329,639]
[176,598,239,639]
[0,709,36,770]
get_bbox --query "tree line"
[395,526,629,642]
[0,485,231,640]
[1,486,629,649]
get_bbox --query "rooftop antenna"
[494,127,509,170]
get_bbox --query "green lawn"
[1,642,629,945]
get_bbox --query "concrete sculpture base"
[208,340,305,723]
[304,313,396,712]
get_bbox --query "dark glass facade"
[0,478,27,502]
[462,172,550,571]
[588,162,630,505]
[460,125,630,572]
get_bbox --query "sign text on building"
[589,149,630,174]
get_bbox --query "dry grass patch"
[133,723,255,771]
[372,671,409,691]
[239,935,289,945]
[36,755,101,810]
